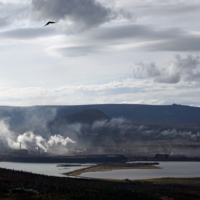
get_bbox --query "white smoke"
[1,116,200,157]
[48,134,76,146]
[92,118,128,130]
[0,118,19,149]
[0,119,76,153]
[160,129,200,140]
[17,131,47,152]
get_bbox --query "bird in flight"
[44,21,57,26]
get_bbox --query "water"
[0,162,92,177]
[81,162,200,180]
[1,161,200,180]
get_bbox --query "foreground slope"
[0,168,200,200]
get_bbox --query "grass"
[143,178,200,185]
[1,167,200,199]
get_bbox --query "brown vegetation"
[0,167,200,200]
[65,162,160,176]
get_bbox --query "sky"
[1,0,200,106]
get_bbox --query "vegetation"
[0,168,200,200]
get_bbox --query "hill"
[0,104,200,156]
[53,109,110,125]
[54,104,200,127]
[0,104,200,134]
[2,168,200,200]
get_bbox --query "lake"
[1,161,200,180]
[0,162,92,177]
[81,162,200,180]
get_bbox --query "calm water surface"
[0,162,92,177]
[1,162,200,180]
[81,162,200,180]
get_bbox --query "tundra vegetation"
[0,168,200,200]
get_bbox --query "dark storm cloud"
[0,27,56,39]
[133,54,200,84]
[31,0,133,31]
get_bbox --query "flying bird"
[44,21,57,26]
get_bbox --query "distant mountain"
[0,104,200,135]
[48,109,111,138]
[54,104,200,127]
[50,109,110,125]
[1,104,200,155]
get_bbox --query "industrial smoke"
[0,119,75,153]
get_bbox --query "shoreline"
[63,162,160,177]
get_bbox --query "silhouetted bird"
[44,21,57,26]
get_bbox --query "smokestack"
[20,142,21,150]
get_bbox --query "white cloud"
[0,68,200,107]
[0,0,200,107]
[0,1,30,27]
[133,54,200,84]
[43,25,200,58]
[0,27,56,39]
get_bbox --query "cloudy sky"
[0,0,200,106]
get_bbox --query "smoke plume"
[0,119,75,154]
[1,114,200,156]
